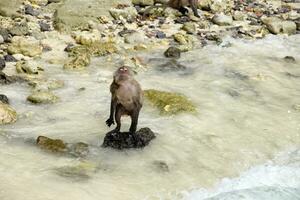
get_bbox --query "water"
[0,33,300,200]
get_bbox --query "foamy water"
[0,34,300,200]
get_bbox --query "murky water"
[1,34,300,200]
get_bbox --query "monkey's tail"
[142,5,167,18]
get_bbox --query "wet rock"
[144,89,196,115]
[132,0,154,6]
[0,0,22,17]
[67,142,89,157]
[0,94,9,104]
[284,56,296,63]
[7,36,43,57]
[0,58,5,70]
[39,21,51,32]
[0,29,9,42]
[212,14,233,26]
[124,31,147,44]
[182,22,196,34]
[0,102,17,125]
[54,161,97,181]
[102,127,156,149]
[157,59,187,72]
[37,136,66,153]
[173,33,194,52]
[118,29,136,37]
[164,47,181,58]
[24,5,39,16]
[0,71,17,84]
[4,55,17,62]
[9,22,29,36]
[109,6,138,21]
[262,17,297,35]
[29,79,64,90]
[27,91,59,104]
[16,61,44,75]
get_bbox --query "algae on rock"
[27,91,59,104]
[64,41,117,70]
[37,136,67,153]
[144,89,196,115]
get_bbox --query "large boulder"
[53,0,131,32]
[262,17,297,35]
[0,0,22,17]
[7,36,43,57]
[0,102,17,125]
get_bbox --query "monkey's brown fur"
[143,0,200,18]
[106,66,143,134]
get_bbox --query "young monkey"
[106,66,143,134]
[143,0,200,18]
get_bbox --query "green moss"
[64,41,117,70]
[144,89,196,115]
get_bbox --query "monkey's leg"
[106,97,116,127]
[178,6,189,15]
[113,104,123,133]
[129,109,140,133]
[189,0,200,17]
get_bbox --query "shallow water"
[1,34,300,200]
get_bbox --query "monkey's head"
[113,66,133,82]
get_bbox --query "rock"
[29,79,64,90]
[0,71,17,84]
[4,55,17,62]
[9,22,29,36]
[182,22,196,34]
[124,31,147,44]
[0,0,22,17]
[36,136,66,153]
[28,0,48,6]
[73,30,101,45]
[53,0,131,32]
[48,0,63,3]
[0,102,17,125]
[157,59,188,72]
[7,36,43,57]
[0,58,5,70]
[132,0,154,6]
[0,94,9,104]
[16,61,44,75]
[164,47,181,58]
[144,89,196,114]
[262,17,297,35]
[24,5,39,16]
[198,0,234,13]
[39,21,51,32]
[102,127,156,149]
[64,44,75,52]
[67,142,89,157]
[109,6,138,21]
[173,33,194,51]
[293,104,300,111]
[233,11,247,21]
[27,91,59,104]
[283,56,296,63]
[212,14,233,26]
[156,31,166,39]
[0,29,9,42]
[153,160,169,172]
[0,35,4,44]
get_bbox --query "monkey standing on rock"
[143,0,200,18]
[106,66,143,134]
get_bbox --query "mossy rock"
[64,41,117,70]
[27,91,59,104]
[36,136,66,153]
[0,103,17,125]
[144,89,196,115]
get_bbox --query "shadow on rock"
[102,127,156,150]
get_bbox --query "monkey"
[106,66,143,134]
[143,0,200,18]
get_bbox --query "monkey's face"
[114,66,133,82]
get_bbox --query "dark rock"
[0,58,5,70]
[4,55,17,62]
[64,43,75,52]
[25,5,39,16]
[175,16,190,24]
[0,94,9,104]
[102,127,156,149]
[39,21,51,32]
[0,28,9,42]
[156,31,166,39]
[157,59,188,72]
[284,56,296,63]
[164,47,181,58]
[118,29,135,37]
